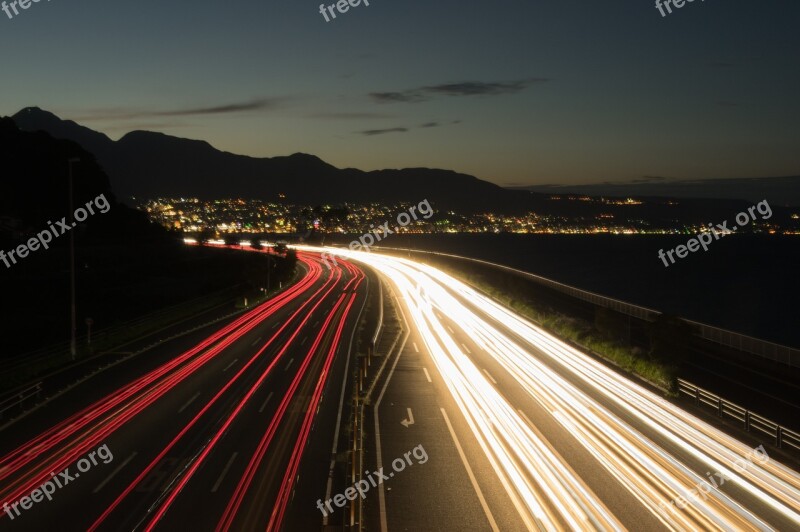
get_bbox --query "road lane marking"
[211,452,238,493]
[413,342,419,353]
[440,408,500,532]
[222,359,239,372]
[401,408,415,428]
[483,369,497,385]
[301,336,308,346]
[178,392,200,413]
[423,367,432,382]
[285,358,294,371]
[251,336,262,346]
[461,343,472,354]
[93,452,137,493]
[447,325,455,334]
[323,275,367,527]
[517,409,534,428]
[272,322,279,329]
[374,301,411,532]
[259,392,274,413]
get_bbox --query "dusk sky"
[1,0,798,187]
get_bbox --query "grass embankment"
[4,289,237,386]
[443,268,677,392]
[2,247,299,389]
[2,284,284,389]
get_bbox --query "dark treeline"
[0,117,295,357]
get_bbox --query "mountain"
[0,115,166,240]
[11,107,116,161]
[0,115,111,229]
[511,175,800,207]
[11,108,542,213]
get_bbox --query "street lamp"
[68,157,80,360]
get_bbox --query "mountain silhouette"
[0,115,169,241]
[11,107,542,212]
[0,115,111,228]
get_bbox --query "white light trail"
[298,246,800,531]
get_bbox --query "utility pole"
[68,158,79,360]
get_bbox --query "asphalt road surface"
[304,245,800,532]
[0,252,367,532]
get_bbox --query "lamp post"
[68,157,80,360]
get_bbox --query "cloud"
[311,112,396,120]
[155,99,277,116]
[419,120,462,128]
[370,91,428,104]
[425,79,547,96]
[357,119,462,136]
[71,98,282,121]
[102,122,195,132]
[370,78,549,103]
[358,127,409,136]
[631,175,673,183]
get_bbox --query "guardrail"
[376,246,800,367]
[684,321,800,367]
[0,382,42,420]
[0,285,246,383]
[677,379,800,453]
[379,247,662,321]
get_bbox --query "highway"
[303,245,800,532]
[3,243,799,531]
[0,251,367,531]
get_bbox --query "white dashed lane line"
[93,452,137,494]
[178,392,200,413]
[211,452,238,493]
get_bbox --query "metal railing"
[379,247,662,320]
[0,382,42,420]
[677,379,800,454]
[684,321,800,367]
[0,286,249,384]
[376,247,800,367]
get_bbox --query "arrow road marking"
[401,408,415,428]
